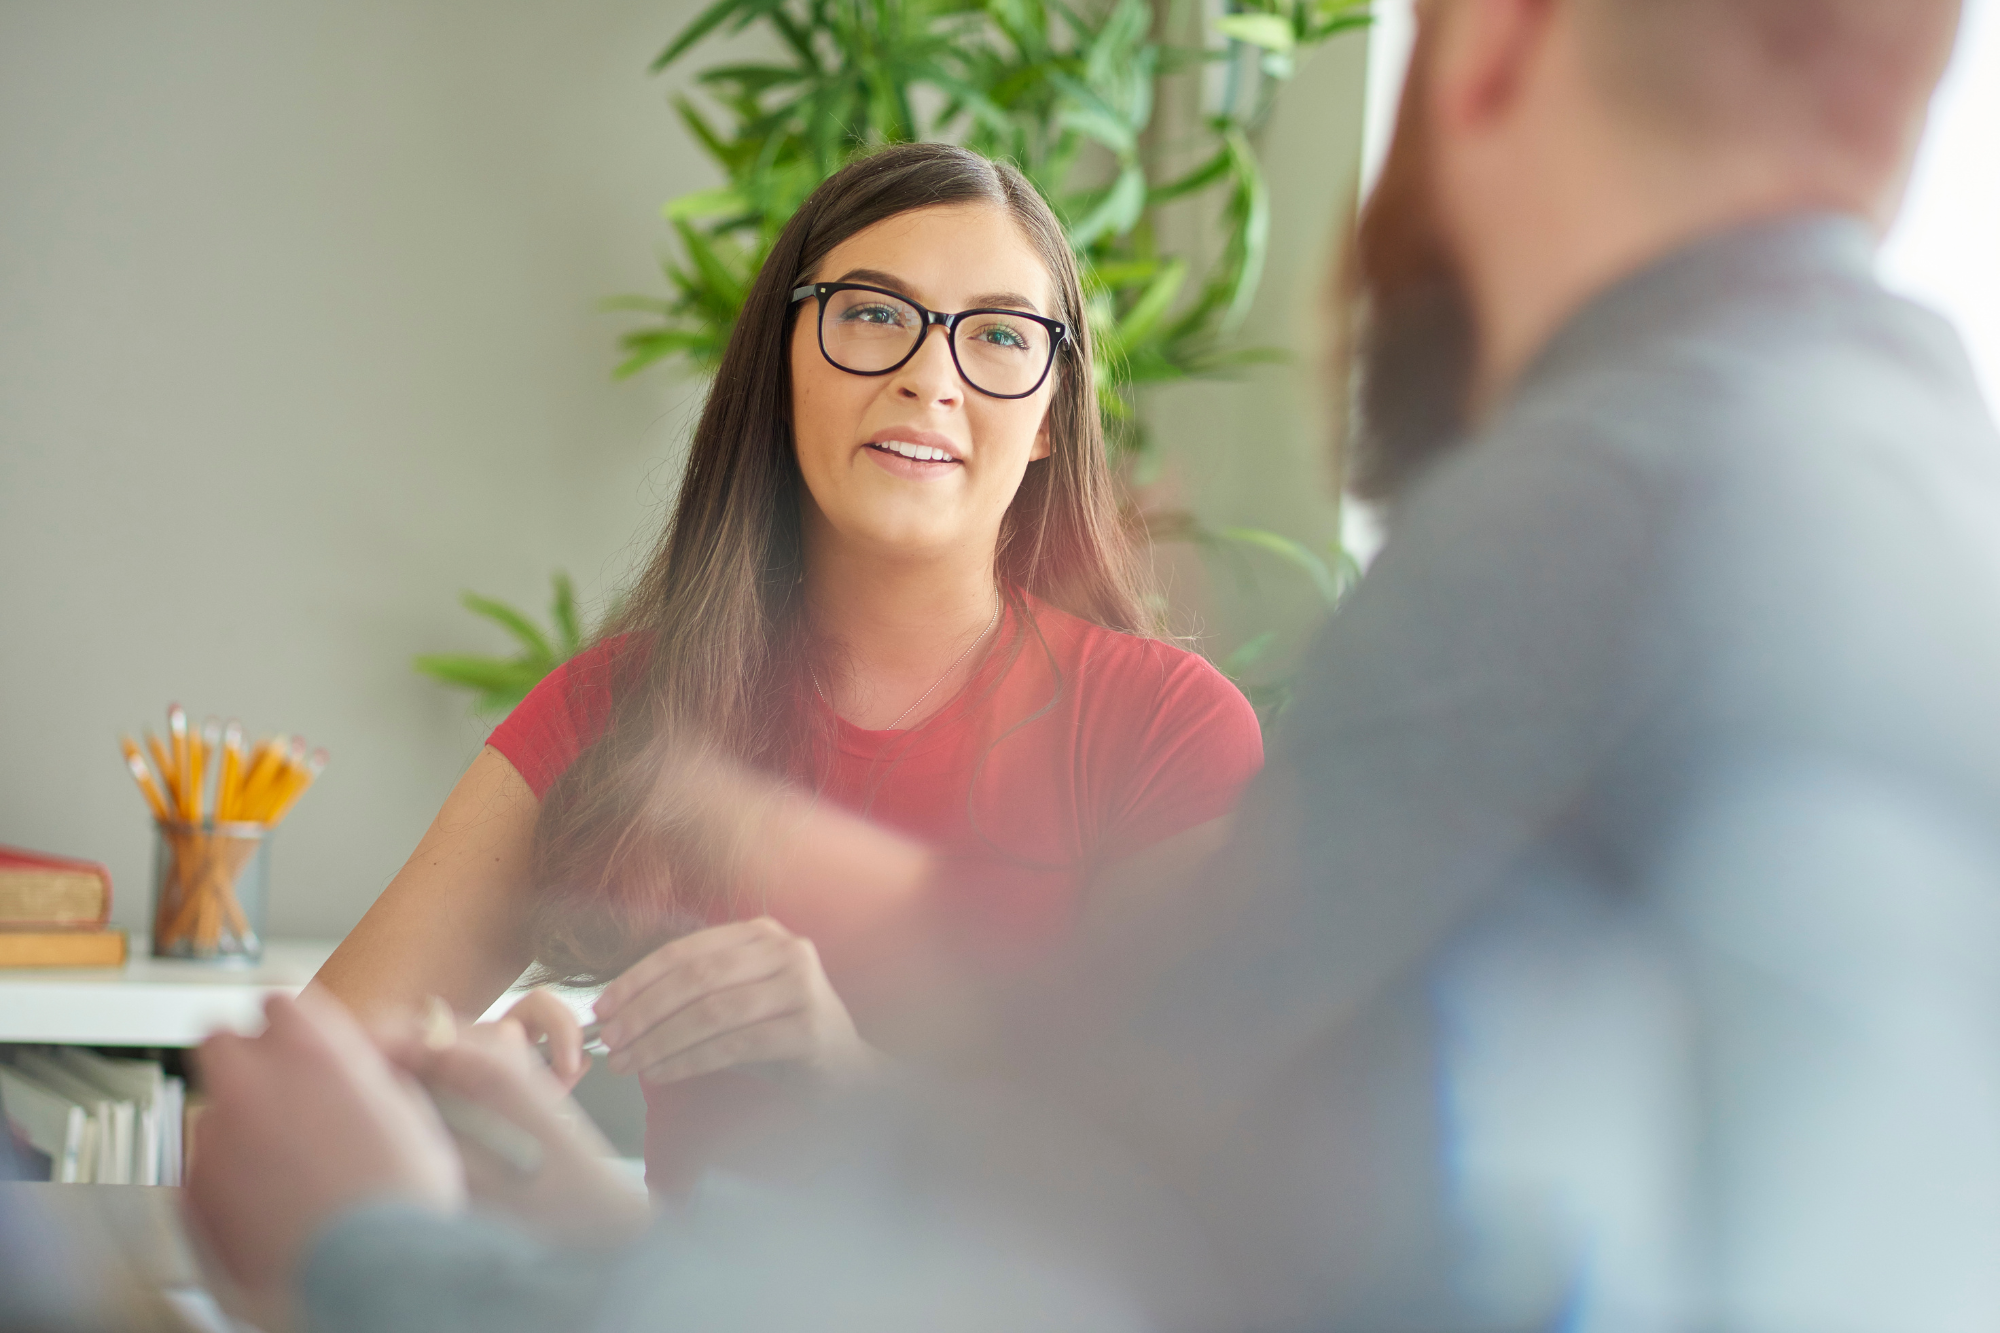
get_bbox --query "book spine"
[0,931,128,968]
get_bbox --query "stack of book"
[0,845,126,968]
[0,1047,186,1184]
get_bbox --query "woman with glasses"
[313,143,1263,1195]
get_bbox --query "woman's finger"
[631,1008,826,1087]
[596,917,793,1017]
[597,928,802,1054]
[611,968,817,1079]
[501,989,589,1088]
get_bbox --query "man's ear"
[1431,0,1557,133]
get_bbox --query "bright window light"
[1882,0,2000,409]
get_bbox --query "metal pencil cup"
[151,821,269,963]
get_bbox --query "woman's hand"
[384,1011,651,1249]
[496,987,592,1092]
[594,918,880,1089]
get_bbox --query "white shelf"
[0,938,337,1047]
[0,939,597,1048]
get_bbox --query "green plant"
[611,0,1369,464]
[413,573,588,715]
[1206,527,1361,720]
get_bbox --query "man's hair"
[1581,0,1961,169]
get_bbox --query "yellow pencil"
[245,740,301,824]
[146,733,178,810]
[236,736,285,817]
[217,721,245,822]
[264,748,328,828]
[168,705,191,823]
[195,716,220,823]
[120,737,171,823]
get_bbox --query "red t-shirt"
[487,593,1263,1190]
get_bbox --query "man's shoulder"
[1497,248,1999,495]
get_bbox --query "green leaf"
[663,187,751,221]
[1147,146,1232,205]
[1114,257,1187,348]
[612,328,719,379]
[672,98,736,166]
[1220,129,1271,332]
[598,294,675,314]
[1220,630,1279,678]
[1215,526,1341,604]
[1055,102,1137,155]
[1086,258,1166,292]
[653,0,766,71]
[411,655,548,696]
[1214,13,1296,52]
[696,62,812,95]
[459,592,554,659]
[671,218,750,313]
[1067,163,1146,248]
[550,572,582,655]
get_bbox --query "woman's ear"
[1030,409,1053,462]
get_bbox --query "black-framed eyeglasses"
[789,282,1067,400]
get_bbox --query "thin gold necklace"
[811,591,1001,732]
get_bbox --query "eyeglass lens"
[819,288,1052,398]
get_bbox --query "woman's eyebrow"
[835,267,909,293]
[967,291,1042,314]
[833,268,1043,315]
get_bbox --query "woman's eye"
[971,322,1031,350]
[839,303,908,326]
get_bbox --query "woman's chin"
[828,514,979,563]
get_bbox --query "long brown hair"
[527,143,1149,983]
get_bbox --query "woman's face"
[790,203,1058,566]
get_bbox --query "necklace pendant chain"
[813,591,1002,732]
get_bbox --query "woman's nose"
[891,325,963,407]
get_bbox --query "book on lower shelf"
[0,1047,186,1185]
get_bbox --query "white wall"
[0,0,712,938]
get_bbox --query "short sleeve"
[1093,646,1265,864]
[485,636,630,799]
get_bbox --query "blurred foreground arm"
[184,991,635,1333]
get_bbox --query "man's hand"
[385,1013,652,1247]
[183,991,466,1311]
[594,918,880,1088]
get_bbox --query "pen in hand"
[538,1020,609,1064]
[419,997,544,1178]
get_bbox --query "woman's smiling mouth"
[869,438,959,462]
[863,429,964,477]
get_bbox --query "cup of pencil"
[120,704,326,964]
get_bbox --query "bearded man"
[1072,0,2000,1328]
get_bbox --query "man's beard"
[1344,25,1479,503]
